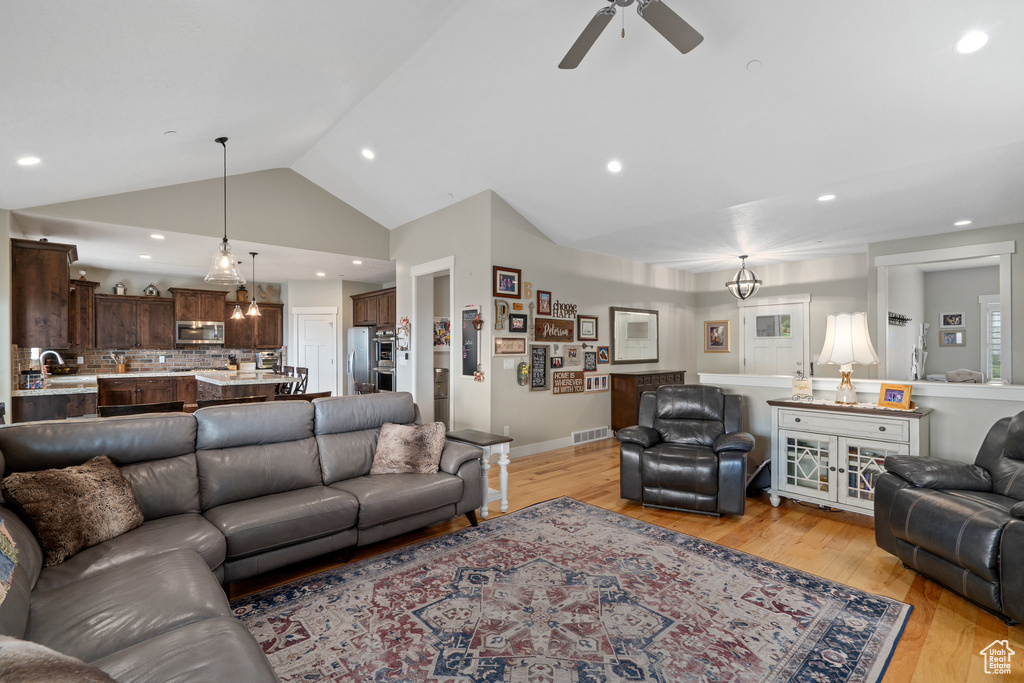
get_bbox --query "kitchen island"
[194,370,299,402]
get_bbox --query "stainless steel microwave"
[175,320,225,345]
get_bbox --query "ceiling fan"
[559,0,703,69]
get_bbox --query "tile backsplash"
[12,346,287,382]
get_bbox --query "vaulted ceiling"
[3,1,1022,275]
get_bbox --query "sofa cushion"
[203,486,358,559]
[640,444,719,513]
[34,514,226,593]
[119,454,201,520]
[652,385,726,447]
[316,429,378,484]
[314,393,417,435]
[1,456,143,566]
[330,473,463,529]
[888,487,1010,583]
[196,438,323,510]
[27,549,231,663]
[371,422,446,475]
[92,616,276,683]
[0,635,116,682]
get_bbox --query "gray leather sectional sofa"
[0,392,482,681]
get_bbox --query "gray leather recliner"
[875,410,1024,623]
[616,385,755,516]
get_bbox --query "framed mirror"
[610,307,659,364]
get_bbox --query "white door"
[296,313,337,395]
[742,302,807,375]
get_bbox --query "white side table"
[447,429,512,519]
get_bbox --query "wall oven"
[373,335,395,392]
[175,320,224,345]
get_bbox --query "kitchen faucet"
[38,350,64,379]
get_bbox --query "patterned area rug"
[232,498,911,682]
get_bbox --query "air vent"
[571,426,610,445]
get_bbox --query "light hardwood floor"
[231,438,1024,682]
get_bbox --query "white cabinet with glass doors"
[767,400,931,515]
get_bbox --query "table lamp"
[817,312,879,404]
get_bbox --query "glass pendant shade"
[231,303,244,320]
[206,239,245,285]
[246,251,262,317]
[246,300,261,317]
[726,255,762,300]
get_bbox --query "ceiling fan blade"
[637,0,703,55]
[558,6,616,69]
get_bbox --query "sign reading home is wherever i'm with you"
[553,370,585,394]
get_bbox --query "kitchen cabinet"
[173,375,198,406]
[69,279,99,349]
[98,377,173,406]
[169,288,227,323]
[767,400,932,515]
[95,295,174,349]
[351,287,396,329]
[12,393,97,423]
[223,302,283,349]
[609,370,687,431]
[11,238,78,349]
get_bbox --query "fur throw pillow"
[371,422,447,474]
[1,456,143,567]
[0,636,116,682]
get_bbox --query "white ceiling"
[3,0,1023,276]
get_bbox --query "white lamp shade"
[817,312,879,365]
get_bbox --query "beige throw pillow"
[1,456,143,567]
[0,636,117,682]
[371,422,447,474]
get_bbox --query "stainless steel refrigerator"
[346,326,373,395]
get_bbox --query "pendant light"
[246,252,261,317]
[231,302,244,320]
[726,255,762,300]
[204,137,246,285]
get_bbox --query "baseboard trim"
[509,436,573,460]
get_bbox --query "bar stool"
[292,367,309,395]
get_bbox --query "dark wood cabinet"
[94,296,138,348]
[173,376,198,406]
[223,302,282,349]
[12,393,96,423]
[11,238,78,349]
[68,279,99,349]
[351,287,396,329]
[169,288,226,323]
[95,295,174,349]
[98,376,173,406]
[255,304,284,348]
[610,370,686,431]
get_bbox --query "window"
[980,295,1001,382]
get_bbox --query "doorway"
[740,295,810,376]
[410,256,455,425]
[292,308,338,395]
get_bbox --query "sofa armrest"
[1010,501,1024,520]
[615,426,660,448]
[713,431,755,453]
[883,456,992,491]
[439,440,483,475]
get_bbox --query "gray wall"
[923,266,998,377]
[0,210,11,410]
[885,264,925,380]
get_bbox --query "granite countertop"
[12,376,100,397]
[194,371,299,386]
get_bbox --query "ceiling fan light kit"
[726,255,762,300]
[204,136,247,286]
[559,0,703,69]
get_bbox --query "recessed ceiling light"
[352,260,362,265]
[316,272,326,277]
[150,234,165,240]
[139,254,152,259]
[17,157,40,166]
[607,160,622,173]
[361,149,375,160]
[954,220,972,226]
[817,194,836,202]
[956,30,989,54]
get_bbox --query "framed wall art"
[939,330,965,347]
[564,344,583,368]
[537,290,552,315]
[584,374,609,393]
[509,313,528,333]
[529,344,549,391]
[704,320,730,353]
[577,314,598,341]
[939,312,965,329]
[610,306,659,364]
[878,383,913,410]
[535,318,574,342]
[597,346,610,364]
[494,337,527,355]
[493,266,522,299]
[584,351,597,371]
[550,356,563,369]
